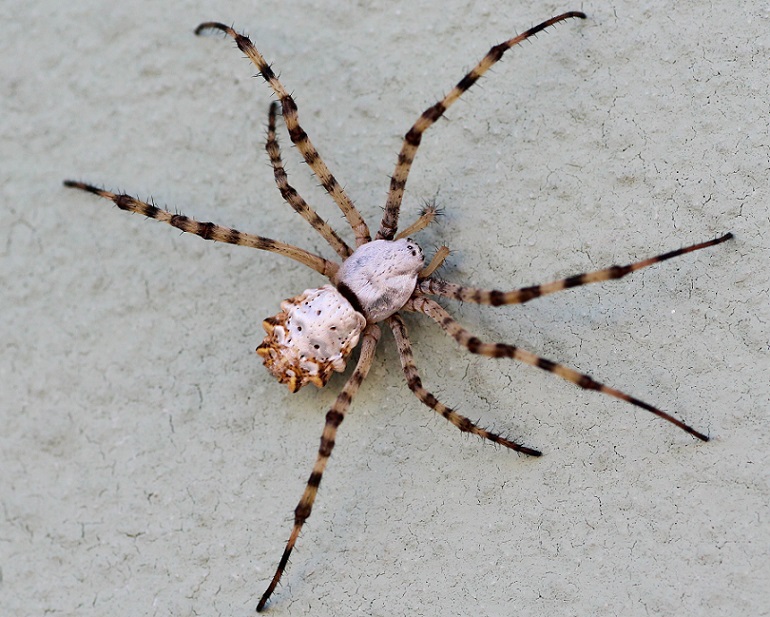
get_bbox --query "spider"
[64,11,733,612]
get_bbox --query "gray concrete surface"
[2,1,768,615]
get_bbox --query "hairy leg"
[418,233,733,304]
[265,102,352,258]
[257,324,381,611]
[409,296,709,441]
[388,313,540,456]
[377,12,586,240]
[63,181,338,278]
[196,22,371,246]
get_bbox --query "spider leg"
[376,11,586,241]
[257,324,381,612]
[265,102,352,259]
[388,313,541,456]
[63,181,338,279]
[418,233,733,305]
[195,22,371,246]
[408,297,709,442]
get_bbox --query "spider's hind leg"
[388,313,541,456]
[265,102,352,258]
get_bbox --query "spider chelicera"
[64,11,732,611]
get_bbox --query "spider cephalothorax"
[65,11,733,612]
[336,238,425,322]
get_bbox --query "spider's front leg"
[195,22,372,246]
[377,11,586,240]
[257,324,381,612]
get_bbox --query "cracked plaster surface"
[2,2,768,616]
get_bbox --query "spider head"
[256,285,366,392]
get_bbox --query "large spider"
[64,11,733,612]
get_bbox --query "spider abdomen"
[257,285,366,392]
[337,238,424,323]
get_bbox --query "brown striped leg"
[417,233,733,305]
[388,313,540,456]
[63,181,338,279]
[395,202,442,240]
[257,324,381,612]
[376,11,586,241]
[265,102,352,259]
[195,22,371,246]
[408,297,709,442]
[419,246,450,279]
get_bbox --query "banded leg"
[409,296,709,442]
[377,11,586,241]
[257,324,381,612]
[417,233,733,305]
[63,181,338,278]
[265,102,352,259]
[388,313,541,456]
[195,22,371,246]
